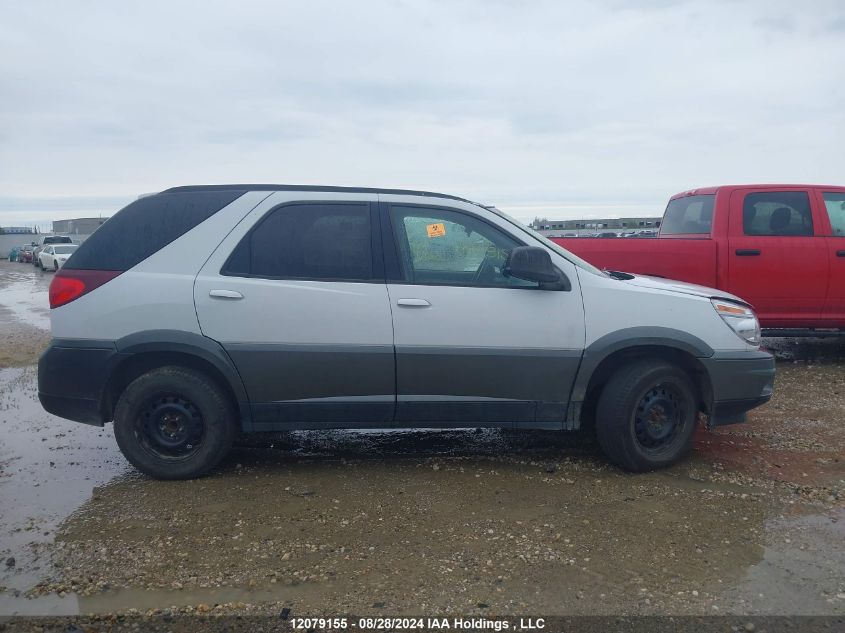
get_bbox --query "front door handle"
[735,249,761,256]
[209,289,244,299]
[397,298,431,308]
[837,250,845,257]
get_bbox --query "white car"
[37,185,775,480]
[38,244,78,271]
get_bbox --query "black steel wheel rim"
[633,382,686,453]
[136,394,204,460]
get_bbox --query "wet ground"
[0,258,843,619]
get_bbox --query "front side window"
[660,195,715,235]
[390,205,537,288]
[823,192,845,236]
[742,191,813,236]
[225,203,373,280]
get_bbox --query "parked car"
[32,235,73,266]
[38,244,79,271]
[39,184,775,480]
[17,244,34,263]
[596,232,618,238]
[552,184,845,332]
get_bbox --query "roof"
[162,184,477,205]
[671,184,845,199]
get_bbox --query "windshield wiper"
[602,268,634,280]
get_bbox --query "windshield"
[44,236,72,244]
[484,206,606,276]
[53,245,78,254]
[660,194,714,235]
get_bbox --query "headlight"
[711,298,761,345]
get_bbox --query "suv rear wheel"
[595,360,697,472]
[113,366,237,480]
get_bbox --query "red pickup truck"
[552,184,845,333]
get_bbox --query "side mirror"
[504,246,570,290]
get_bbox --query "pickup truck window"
[660,195,714,235]
[742,192,813,236]
[823,192,845,236]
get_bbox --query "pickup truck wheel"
[595,360,697,472]
[113,366,237,480]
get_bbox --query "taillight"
[49,269,122,309]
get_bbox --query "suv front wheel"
[113,366,237,480]
[595,360,698,472]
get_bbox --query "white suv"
[38,185,775,479]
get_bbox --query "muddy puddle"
[0,368,129,596]
[735,508,845,614]
[0,264,51,331]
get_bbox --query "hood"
[623,274,749,305]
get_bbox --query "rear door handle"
[397,298,431,308]
[209,289,244,299]
[735,249,761,256]
[837,250,845,257]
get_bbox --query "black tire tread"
[113,366,237,480]
[595,359,696,472]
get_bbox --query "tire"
[595,360,697,472]
[53,261,59,271]
[113,366,237,480]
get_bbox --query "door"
[381,197,585,428]
[727,188,828,326]
[817,189,845,324]
[195,193,395,429]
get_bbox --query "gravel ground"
[0,258,843,621]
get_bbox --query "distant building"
[52,217,108,235]
[530,216,662,236]
[0,226,36,234]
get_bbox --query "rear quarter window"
[660,195,715,235]
[66,191,244,271]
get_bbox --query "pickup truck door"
[816,189,845,324]
[727,188,829,326]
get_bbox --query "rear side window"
[822,192,845,236]
[224,203,373,281]
[66,191,244,271]
[742,191,813,236]
[660,195,715,235]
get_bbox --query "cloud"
[1,0,843,224]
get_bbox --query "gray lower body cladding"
[700,350,776,426]
[38,340,118,426]
[394,346,580,426]
[224,343,581,431]
[38,335,775,433]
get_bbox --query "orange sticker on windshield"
[426,223,446,238]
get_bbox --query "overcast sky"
[1,0,844,227]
